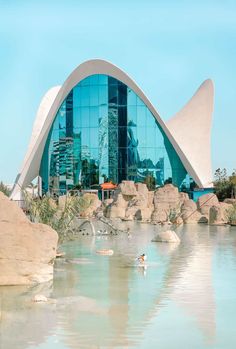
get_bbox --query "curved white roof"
[11,59,214,200]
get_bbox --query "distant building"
[11,59,214,199]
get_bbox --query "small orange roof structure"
[100,182,117,190]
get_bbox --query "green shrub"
[0,181,10,197]
[23,192,93,244]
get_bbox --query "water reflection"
[1,224,236,348]
[0,282,56,349]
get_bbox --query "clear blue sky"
[0,0,235,184]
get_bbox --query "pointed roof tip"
[167,78,214,124]
[166,77,214,188]
[198,78,214,94]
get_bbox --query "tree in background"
[229,171,236,198]
[0,181,10,197]
[144,174,156,191]
[214,168,236,201]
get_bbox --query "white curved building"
[11,59,214,200]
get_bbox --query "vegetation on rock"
[0,181,10,197]
[24,192,96,243]
[143,175,156,191]
[226,204,236,225]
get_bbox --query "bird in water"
[127,228,132,239]
[137,253,147,264]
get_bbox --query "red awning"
[100,182,117,190]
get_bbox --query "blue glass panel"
[81,128,90,147]
[99,85,108,106]
[81,86,90,106]
[59,101,66,130]
[39,73,190,193]
[146,127,156,147]
[73,107,82,128]
[89,128,98,148]
[81,107,89,127]
[128,105,137,126]
[146,110,156,127]
[127,88,137,106]
[99,105,108,125]
[89,75,99,85]
[137,106,146,127]
[90,106,99,127]
[98,74,108,85]
[89,85,99,106]
[52,114,59,130]
[73,86,81,108]
[137,127,146,147]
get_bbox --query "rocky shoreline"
[102,181,235,226]
[1,180,235,286]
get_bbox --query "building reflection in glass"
[40,75,191,194]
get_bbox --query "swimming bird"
[137,253,147,263]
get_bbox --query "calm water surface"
[1,222,236,349]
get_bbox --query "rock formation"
[181,199,203,224]
[104,181,230,226]
[59,193,101,218]
[78,193,101,218]
[105,181,154,221]
[151,184,188,224]
[197,193,219,217]
[105,182,191,223]
[0,192,58,285]
[209,202,232,225]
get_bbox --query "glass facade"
[39,74,192,194]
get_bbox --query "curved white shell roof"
[11,59,214,200]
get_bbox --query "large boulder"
[209,202,232,225]
[127,193,148,209]
[152,184,183,223]
[105,190,128,219]
[197,193,219,216]
[106,206,126,219]
[224,198,236,205]
[125,206,139,220]
[153,184,180,210]
[119,181,137,197]
[151,209,168,223]
[152,230,180,243]
[181,199,201,224]
[105,182,153,220]
[112,190,129,208]
[78,193,101,218]
[181,198,210,224]
[135,182,149,196]
[179,192,189,204]
[135,208,153,221]
[0,192,58,286]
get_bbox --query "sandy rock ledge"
[0,192,58,286]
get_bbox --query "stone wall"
[104,181,233,225]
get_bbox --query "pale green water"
[1,222,236,349]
